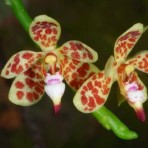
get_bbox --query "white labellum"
[125,81,144,103]
[44,72,65,105]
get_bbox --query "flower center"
[125,65,134,75]
[45,54,57,65]
[125,82,145,103]
[44,53,57,74]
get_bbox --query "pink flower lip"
[128,86,138,91]
[44,72,63,85]
[47,78,62,84]
[125,82,138,92]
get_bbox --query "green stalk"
[92,107,138,139]
[5,0,32,32]
[5,0,138,140]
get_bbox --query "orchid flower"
[1,15,99,113]
[73,23,148,121]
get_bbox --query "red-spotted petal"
[29,15,61,52]
[60,57,99,90]
[58,40,98,63]
[114,23,144,62]
[73,71,113,113]
[126,51,148,73]
[1,51,43,79]
[8,60,45,106]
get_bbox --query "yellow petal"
[126,51,148,73]
[29,15,61,52]
[1,51,43,79]
[58,40,98,63]
[114,23,144,63]
[73,71,113,113]
[8,61,45,106]
[60,57,99,90]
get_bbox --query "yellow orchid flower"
[1,15,98,113]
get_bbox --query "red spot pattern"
[22,52,33,59]
[115,31,141,61]
[31,21,58,48]
[25,78,36,88]
[81,95,88,105]
[80,71,112,112]
[5,52,43,77]
[16,91,24,100]
[60,41,94,61]
[135,54,148,73]
[60,57,95,90]
[15,81,24,89]
[9,54,23,75]
[33,92,39,100]
[24,68,36,78]
[26,92,34,102]
[117,63,126,74]
[77,63,89,77]
[6,70,9,75]
[14,61,45,102]
[126,59,137,66]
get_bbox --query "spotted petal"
[60,57,99,90]
[1,51,43,79]
[29,15,61,52]
[73,71,113,113]
[126,51,148,73]
[8,61,45,106]
[58,40,98,63]
[114,23,144,62]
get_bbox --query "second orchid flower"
[73,23,148,121]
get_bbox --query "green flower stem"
[5,0,138,140]
[5,0,32,32]
[92,107,138,140]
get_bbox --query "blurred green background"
[0,0,148,147]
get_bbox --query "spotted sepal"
[58,40,98,63]
[114,23,144,62]
[8,60,45,106]
[104,55,116,80]
[29,15,61,52]
[1,51,43,79]
[126,51,148,73]
[60,57,99,90]
[73,71,113,113]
